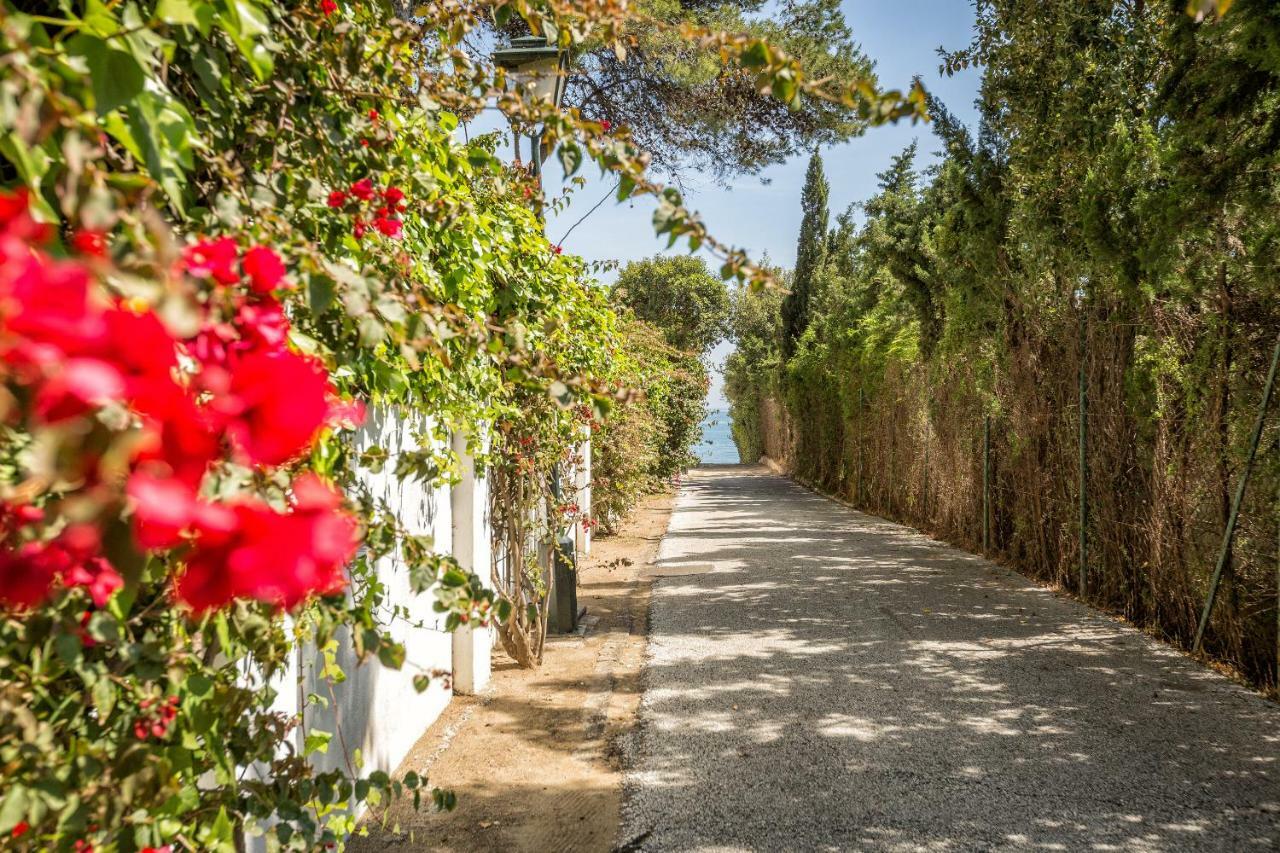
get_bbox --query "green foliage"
[729,0,1280,689]
[780,151,828,357]
[561,0,878,180]
[593,314,709,533]
[724,273,785,461]
[610,255,730,355]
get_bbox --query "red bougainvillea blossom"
[0,519,123,610]
[182,236,240,284]
[332,178,406,240]
[0,190,362,613]
[132,472,358,612]
[349,178,376,201]
[242,245,289,293]
[132,695,179,741]
[320,0,338,15]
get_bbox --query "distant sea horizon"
[693,406,741,465]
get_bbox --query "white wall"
[248,408,492,849]
[302,408,455,779]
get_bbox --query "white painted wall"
[247,408,493,849]
[450,428,492,695]
[301,407,455,780]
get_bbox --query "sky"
[481,1,985,408]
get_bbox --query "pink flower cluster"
[0,190,362,613]
[327,178,406,240]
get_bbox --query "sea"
[693,407,741,465]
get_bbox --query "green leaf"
[66,36,146,115]
[155,0,215,33]
[208,807,235,848]
[304,729,333,756]
[81,0,120,37]
[377,640,406,669]
[54,632,83,666]
[216,3,273,80]
[308,276,337,314]
[0,785,29,834]
[91,677,116,720]
[119,89,198,212]
[86,611,120,643]
[558,142,583,177]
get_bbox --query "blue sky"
[485,2,985,407]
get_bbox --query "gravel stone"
[619,466,1279,852]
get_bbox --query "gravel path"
[620,465,1279,852]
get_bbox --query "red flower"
[103,307,180,417]
[0,188,52,245]
[327,396,366,429]
[174,475,357,611]
[183,237,240,285]
[327,190,347,208]
[2,254,105,364]
[132,394,222,490]
[0,541,60,608]
[242,246,288,293]
[320,0,337,15]
[31,357,126,422]
[128,472,202,550]
[368,109,379,122]
[235,297,291,354]
[353,218,368,240]
[1,502,44,530]
[64,554,123,608]
[382,186,405,205]
[72,229,109,258]
[600,119,612,131]
[374,216,403,239]
[0,524,115,609]
[349,178,376,201]
[222,350,334,467]
[552,244,563,255]
[11,821,29,839]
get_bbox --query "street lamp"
[492,32,583,633]
[493,34,569,173]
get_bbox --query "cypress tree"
[782,150,830,358]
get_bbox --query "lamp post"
[493,34,569,187]
[493,32,585,632]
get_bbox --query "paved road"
[620,466,1279,852]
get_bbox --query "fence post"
[1194,335,1280,654]
[1079,310,1088,598]
[983,415,991,552]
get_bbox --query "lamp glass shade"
[512,55,562,104]
[494,35,566,107]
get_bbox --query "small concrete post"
[450,429,493,695]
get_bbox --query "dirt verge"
[349,490,674,852]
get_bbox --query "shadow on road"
[623,465,1279,851]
